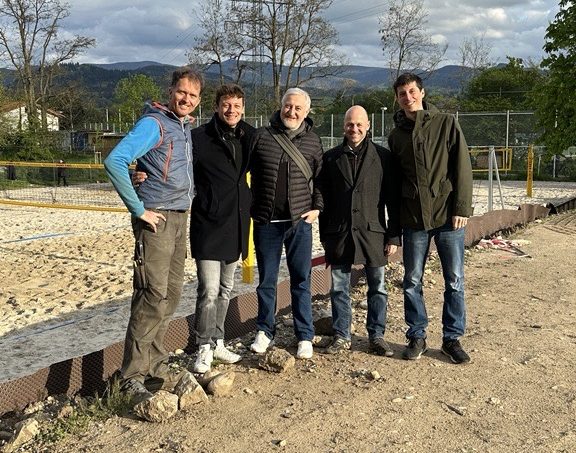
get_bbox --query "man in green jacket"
[388,73,473,364]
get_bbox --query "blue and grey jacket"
[104,102,194,217]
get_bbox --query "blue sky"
[62,0,560,67]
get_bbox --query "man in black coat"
[319,105,401,356]
[190,84,254,373]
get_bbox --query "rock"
[3,418,40,452]
[0,431,13,441]
[259,348,296,373]
[487,397,501,405]
[57,403,74,418]
[370,370,381,380]
[133,390,178,423]
[206,372,235,397]
[243,387,254,395]
[313,315,333,336]
[278,439,287,447]
[391,398,403,403]
[23,401,44,415]
[173,371,208,410]
[357,300,368,310]
[198,370,236,396]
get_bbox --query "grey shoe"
[369,337,394,357]
[121,378,153,405]
[324,336,351,354]
[402,338,428,360]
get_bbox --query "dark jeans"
[331,264,388,340]
[403,223,466,341]
[121,210,188,383]
[254,220,314,341]
[194,259,238,346]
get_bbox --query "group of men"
[104,67,473,403]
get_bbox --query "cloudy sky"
[62,0,560,67]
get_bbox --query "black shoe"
[369,337,394,357]
[441,339,471,364]
[324,336,351,354]
[402,338,427,360]
[121,378,153,405]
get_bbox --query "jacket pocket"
[367,221,386,233]
[431,179,453,197]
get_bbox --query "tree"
[457,33,493,94]
[192,0,347,105]
[462,57,543,112]
[0,0,95,132]
[188,0,247,85]
[379,0,447,81]
[113,74,162,122]
[534,0,576,155]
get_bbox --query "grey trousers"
[194,259,239,346]
[121,210,188,383]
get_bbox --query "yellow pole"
[242,172,254,283]
[526,144,534,197]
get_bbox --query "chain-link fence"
[78,110,575,180]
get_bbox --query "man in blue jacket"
[104,67,202,401]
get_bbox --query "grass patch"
[36,379,132,445]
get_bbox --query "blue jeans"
[194,259,239,346]
[331,264,388,340]
[403,223,466,341]
[254,220,314,341]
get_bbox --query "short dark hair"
[393,73,423,94]
[171,67,204,93]
[215,83,245,106]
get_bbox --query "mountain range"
[0,61,475,107]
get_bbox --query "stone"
[370,370,381,380]
[206,371,235,397]
[259,348,296,373]
[173,371,208,410]
[3,418,40,453]
[57,403,74,418]
[313,315,333,336]
[133,390,178,423]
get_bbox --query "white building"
[0,102,62,131]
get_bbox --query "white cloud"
[55,0,559,68]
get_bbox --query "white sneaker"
[296,340,313,359]
[214,339,242,364]
[250,331,272,353]
[193,344,213,373]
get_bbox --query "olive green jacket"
[388,103,473,231]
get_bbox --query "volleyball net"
[0,161,129,212]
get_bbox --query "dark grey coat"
[319,137,401,266]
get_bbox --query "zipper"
[162,141,173,181]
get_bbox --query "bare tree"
[188,0,241,84]
[458,33,493,72]
[229,0,347,104]
[0,0,95,131]
[379,0,447,80]
[457,33,494,94]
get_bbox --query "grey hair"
[281,87,311,110]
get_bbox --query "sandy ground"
[1,181,576,385]
[15,203,576,452]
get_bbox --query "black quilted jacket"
[249,112,324,224]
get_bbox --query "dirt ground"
[23,210,575,453]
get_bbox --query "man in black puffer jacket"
[249,88,323,360]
